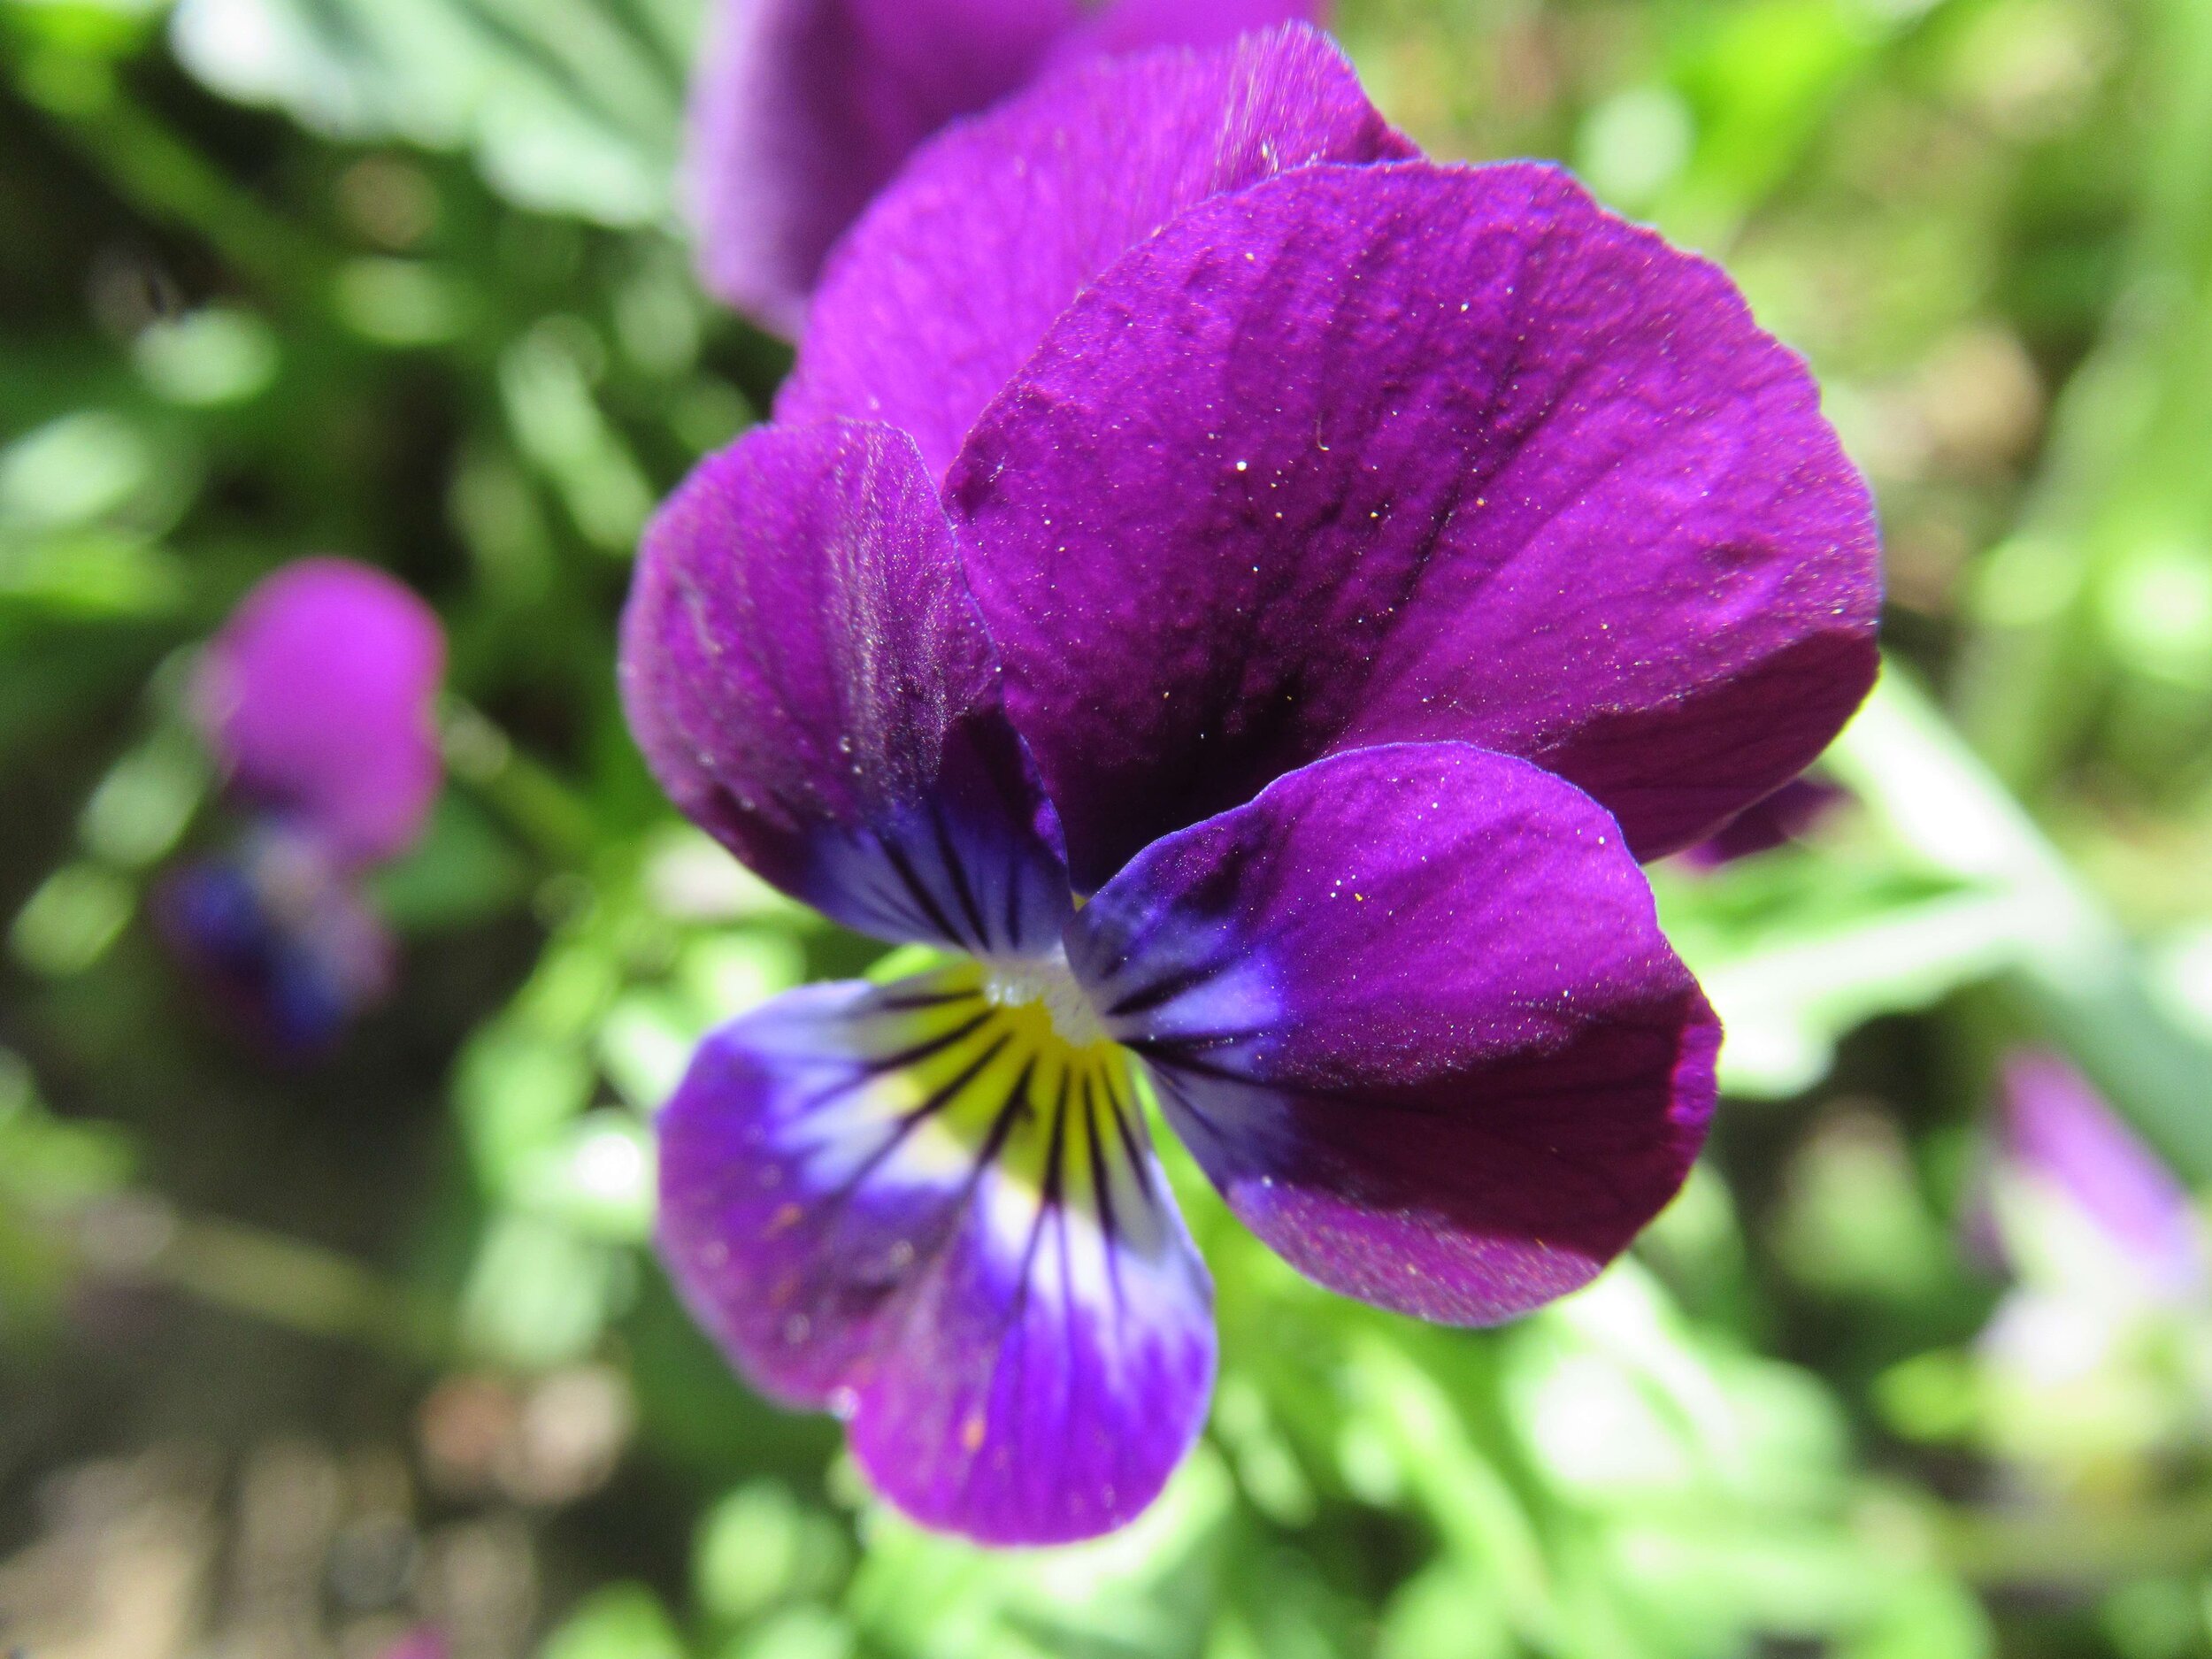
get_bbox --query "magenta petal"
[196,558,444,869]
[1056,0,1330,63]
[685,0,1082,334]
[657,972,1215,1544]
[619,421,1069,952]
[1068,743,1718,1324]
[951,160,1881,889]
[777,23,1412,478]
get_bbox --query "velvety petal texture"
[778,23,1411,477]
[658,966,1214,1543]
[620,420,1069,953]
[951,160,1881,888]
[1069,743,1718,1324]
[196,557,444,869]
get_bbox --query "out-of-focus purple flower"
[1989,1048,2205,1303]
[375,1628,449,1659]
[1679,777,1847,869]
[157,829,396,1057]
[623,27,1880,1544]
[169,558,443,1054]
[194,557,445,870]
[686,0,1328,332]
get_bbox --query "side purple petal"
[196,557,444,870]
[1998,1048,2204,1299]
[657,971,1215,1544]
[777,23,1413,478]
[1067,743,1717,1325]
[951,160,1881,890]
[685,0,1081,334]
[618,420,1069,953]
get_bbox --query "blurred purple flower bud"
[169,558,442,1054]
[1990,1048,2205,1302]
[195,557,445,871]
[156,828,396,1058]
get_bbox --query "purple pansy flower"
[686,0,1327,332]
[160,557,444,1054]
[626,27,1880,1543]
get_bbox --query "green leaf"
[370,792,531,929]
[461,1210,628,1368]
[846,1449,1233,1659]
[168,0,699,226]
[541,1582,687,1659]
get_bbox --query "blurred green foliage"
[6,0,2212,1655]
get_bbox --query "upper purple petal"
[1998,1048,2205,1299]
[1054,0,1329,64]
[685,0,1081,334]
[195,557,444,869]
[618,419,1070,952]
[658,969,1214,1543]
[949,159,1881,890]
[776,23,1413,478]
[1066,742,1718,1325]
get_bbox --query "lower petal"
[657,966,1214,1544]
[1068,743,1718,1325]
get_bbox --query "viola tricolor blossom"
[627,25,1881,1542]
[686,0,1325,330]
[161,557,444,1054]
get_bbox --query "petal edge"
[1070,743,1718,1324]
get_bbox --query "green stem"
[5,37,334,308]
[151,1211,454,1363]
[7,1186,454,1363]
[1954,0,2212,786]
[1929,1492,2212,1586]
